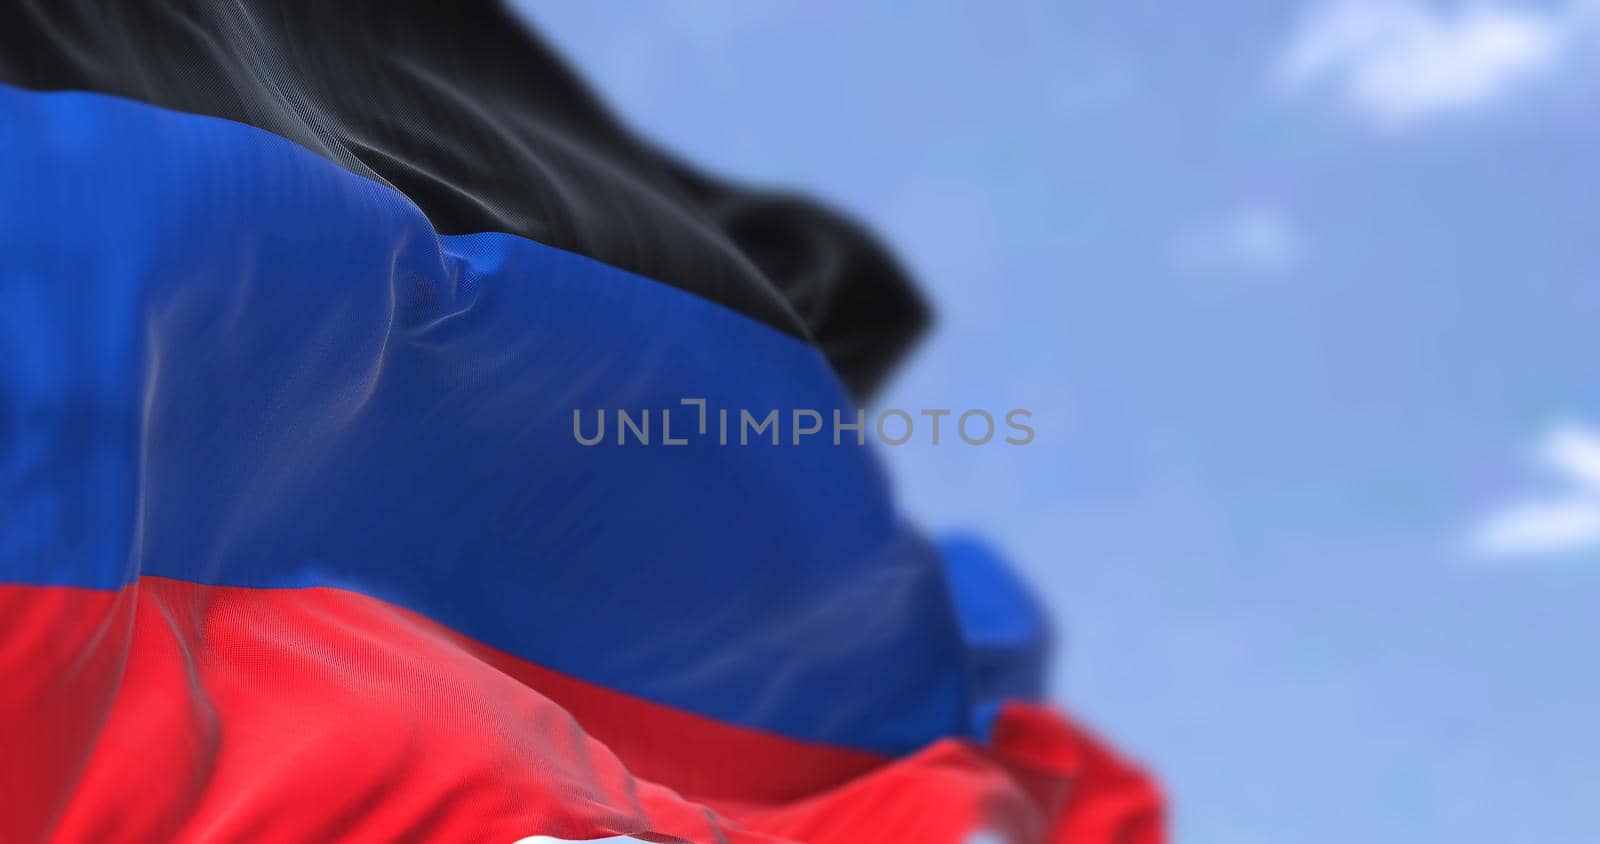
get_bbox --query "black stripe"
[0,0,927,398]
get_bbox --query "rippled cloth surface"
[0,3,1161,842]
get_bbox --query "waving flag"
[0,2,1160,841]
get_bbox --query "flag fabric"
[0,3,1162,841]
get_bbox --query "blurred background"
[523,3,1600,841]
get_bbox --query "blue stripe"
[937,535,1052,711]
[0,84,971,755]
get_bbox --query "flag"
[0,3,1161,841]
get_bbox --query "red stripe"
[0,579,1161,843]
[0,579,781,843]
[991,702,1166,844]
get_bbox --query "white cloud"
[1280,0,1597,128]
[1539,421,1600,488]
[1470,421,1600,559]
[1472,495,1600,556]
[1175,208,1301,276]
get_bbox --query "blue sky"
[524,3,1600,840]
